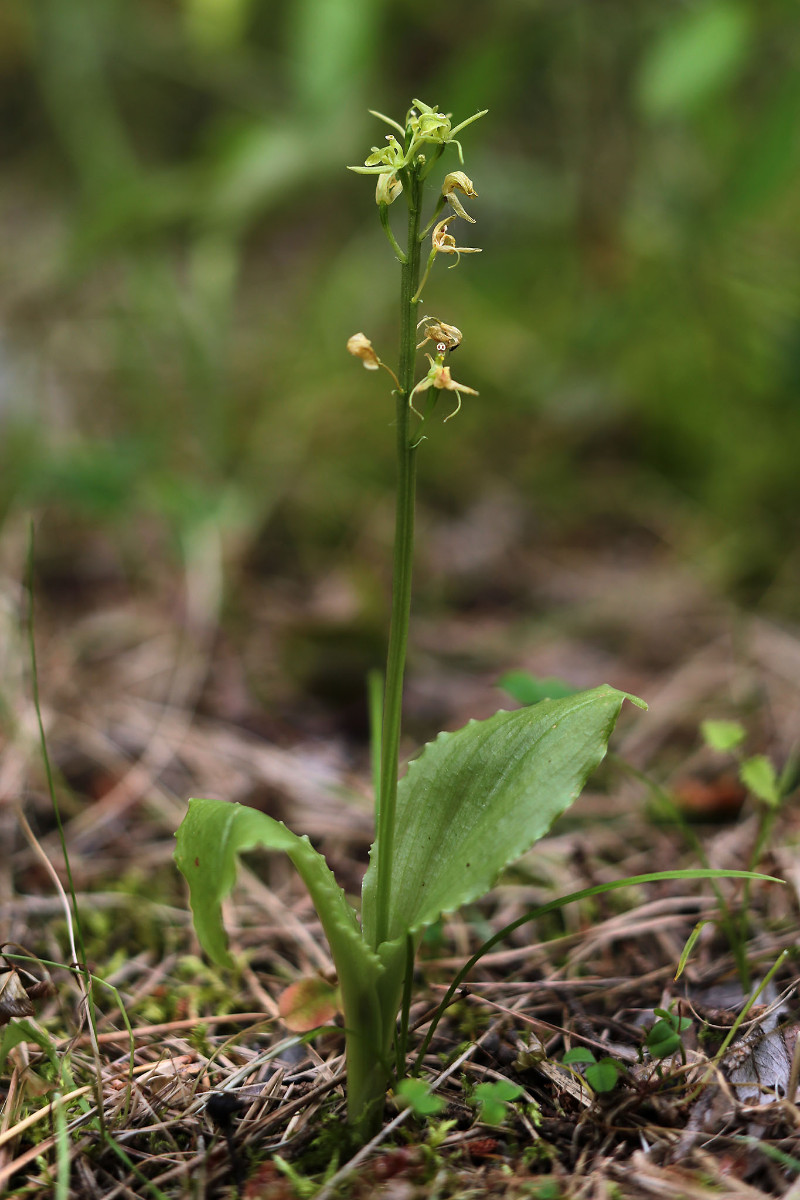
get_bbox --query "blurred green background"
[2,0,799,617]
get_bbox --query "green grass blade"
[412,868,782,1072]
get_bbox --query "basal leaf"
[174,798,381,988]
[363,685,641,946]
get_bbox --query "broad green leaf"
[740,755,780,807]
[174,797,381,986]
[637,1,752,119]
[363,685,643,946]
[701,719,746,753]
[176,800,399,1131]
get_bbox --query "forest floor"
[2,502,800,1199]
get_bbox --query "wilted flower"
[431,219,481,267]
[346,332,400,388]
[408,350,478,423]
[416,317,462,351]
[442,172,478,222]
[376,172,403,206]
[347,332,381,370]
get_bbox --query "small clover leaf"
[647,1008,692,1060]
[563,1047,622,1093]
[471,1080,523,1126]
[395,1077,445,1117]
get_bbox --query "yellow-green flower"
[409,351,478,423]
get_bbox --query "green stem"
[374,169,423,951]
[367,669,384,816]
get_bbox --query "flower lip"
[431,219,481,265]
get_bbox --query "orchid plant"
[173,99,770,1147]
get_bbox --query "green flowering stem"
[374,166,423,951]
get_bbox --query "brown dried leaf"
[278,975,341,1033]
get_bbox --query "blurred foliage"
[1,0,799,608]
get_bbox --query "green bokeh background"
[1,0,799,610]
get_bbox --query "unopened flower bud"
[375,173,403,206]
[347,332,381,370]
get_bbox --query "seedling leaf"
[675,919,712,979]
[363,686,643,945]
[701,719,746,753]
[647,1011,692,1059]
[740,755,780,808]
